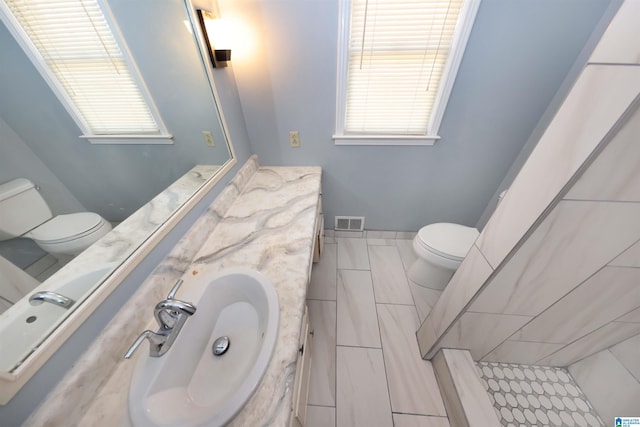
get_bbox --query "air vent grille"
[334,216,365,231]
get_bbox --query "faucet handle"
[166,279,185,300]
[124,330,153,359]
[124,330,169,359]
[156,299,197,316]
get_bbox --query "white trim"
[334,0,482,141]
[334,0,352,137]
[333,134,439,146]
[427,0,482,134]
[83,135,174,145]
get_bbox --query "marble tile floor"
[306,234,449,427]
[477,362,605,427]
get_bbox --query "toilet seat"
[409,222,479,289]
[416,223,479,262]
[26,212,112,260]
[25,212,105,244]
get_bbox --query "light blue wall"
[0,0,233,222]
[224,0,614,231]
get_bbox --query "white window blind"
[340,0,478,139]
[1,0,165,138]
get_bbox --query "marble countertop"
[25,157,322,427]
[189,166,322,426]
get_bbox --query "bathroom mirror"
[0,0,234,399]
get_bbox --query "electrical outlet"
[203,131,215,147]
[289,131,301,148]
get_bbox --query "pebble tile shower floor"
[477,362,605,427]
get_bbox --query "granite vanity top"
[25,156,322,427]
[187,165,322,426]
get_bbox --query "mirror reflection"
[0,0,232,372]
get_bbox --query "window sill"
[81,134,174,145]
[332,134,440,146]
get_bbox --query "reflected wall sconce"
[196,9,231,68]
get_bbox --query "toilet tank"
[0,178,53,241]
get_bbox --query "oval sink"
[128,268,280,427]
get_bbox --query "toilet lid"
[417,223,479,261]
[27,213,103,243]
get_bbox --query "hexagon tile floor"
[476,362,606,427]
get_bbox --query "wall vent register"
[335,216,365,231]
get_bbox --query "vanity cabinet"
[290,305,314,427]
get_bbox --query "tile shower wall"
[417,2,640,363]
[568,333,640,423]
[432,100,640,366]
[416,4,640,420]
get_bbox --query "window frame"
[0,0,173,145]
[334,0,481,146]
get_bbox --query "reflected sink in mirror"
[128,268,280,427]
[0,263,115,373]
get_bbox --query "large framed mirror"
[0,0,234,402]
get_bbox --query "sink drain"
[212,336,230,356]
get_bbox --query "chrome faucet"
[29,291,75,309]
[124,279,196,359]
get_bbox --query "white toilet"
[0,178,112,264]
[408,190,507,290]
[408,223,479,290]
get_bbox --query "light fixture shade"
[214,49,231,63]
[196,9,231,68]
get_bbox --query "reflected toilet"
[0,178,112,264]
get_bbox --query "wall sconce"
[196,9,231,68]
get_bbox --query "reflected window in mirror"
[0,0,172,145]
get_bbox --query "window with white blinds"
[0,0,171,143]
[335,0,480,144]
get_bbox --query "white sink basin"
[128,268,280,427]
